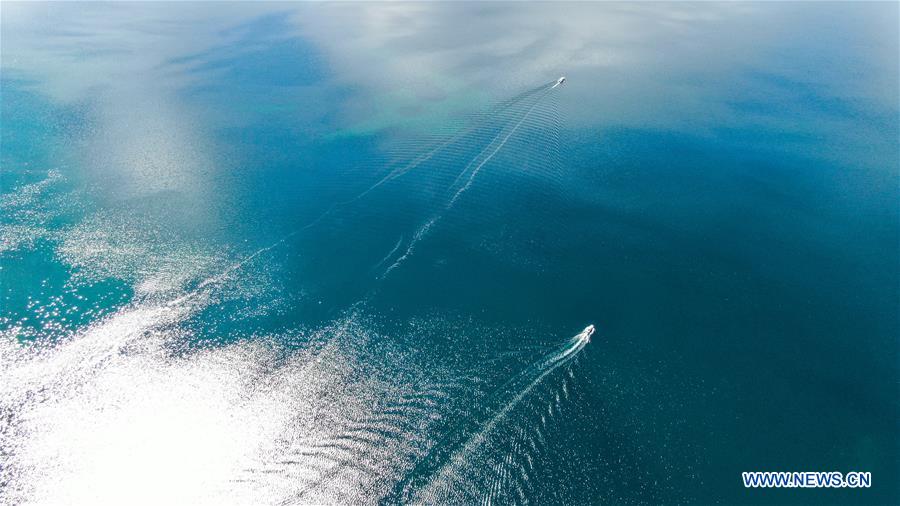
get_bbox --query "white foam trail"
[156,236,289,310]
[446,88,553,207]
[168,80,561,296]
[380,86,556,279]
[392,325,593,504]
[372,235,405,271]
[283,83,555,241]
[339,129,473,206]
[380,218,436,279]
[352,83,555,204]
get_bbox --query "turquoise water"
[1,3,897,505]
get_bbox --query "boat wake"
[385,325,594,505]
[0,78,586,506]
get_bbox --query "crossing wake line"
[179,77,566,305]
[378,82,559,279]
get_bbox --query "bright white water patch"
[1,79,576,505]
[0,274,588,506]
[57,212,228,296]
[0,170,65,253]
[0,284,478,505]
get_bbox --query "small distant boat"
[551,76,567,89]
[581,324,595,342]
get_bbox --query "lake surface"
[1,3,897,504]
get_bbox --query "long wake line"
[384,324,594,505]
[379,84,557,279]
[180,78,564,304]
[268,81,559,243]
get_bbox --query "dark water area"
[1,3,897,505]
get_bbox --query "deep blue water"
[1,3,897,505]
